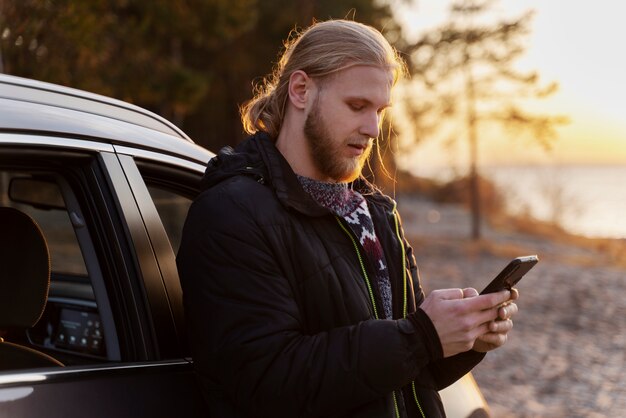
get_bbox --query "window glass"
[0,166,111,366]
[23,206,87,276]
[146,186,192,252]
[0,171,87,275]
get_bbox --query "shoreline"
[397,196,626,417]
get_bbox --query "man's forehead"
[330,66,393,103]
[332,65,393,84]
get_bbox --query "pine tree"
[404,0,567,239]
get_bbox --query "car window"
[1,173,87,276]
[146,186,192,253]
[0,160,120,369]
[134,159,200,253]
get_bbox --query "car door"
[0,134,207,417]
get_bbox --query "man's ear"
[288,70,312,110]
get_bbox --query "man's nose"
[359,112,381,139]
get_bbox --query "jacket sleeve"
[177,184,441,417]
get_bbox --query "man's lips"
[347,142,368,156]
[348,138,372,150]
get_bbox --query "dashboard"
[28,278,107,361]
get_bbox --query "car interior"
[0,206,65,370]
[0,168,112,369]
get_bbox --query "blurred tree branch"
[402,0,569,239]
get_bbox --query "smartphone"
[480,255,539,295]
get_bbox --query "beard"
[303,102,372,183]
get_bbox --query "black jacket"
[177,132,485,418]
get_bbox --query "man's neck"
[275,112,331,182]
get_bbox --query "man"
[177,19,518,418]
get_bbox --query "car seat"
[0,206,64,370]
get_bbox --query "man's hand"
[419,288,513,358]
[471,288,519,353]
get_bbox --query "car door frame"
[111,144,208,358]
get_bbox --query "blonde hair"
[240,19,407,137]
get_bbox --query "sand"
[397,195,626,418]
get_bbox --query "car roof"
[0,74,213,165]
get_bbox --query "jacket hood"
[201,131,395,216]
[200,136,266,191]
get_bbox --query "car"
[0,73,212,417]
[0,73,489,418]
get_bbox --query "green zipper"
[391,205,426,418]
[335,216,380,320]
[336,208,426,418]
[391,203,408,318]
[411,382,427,418]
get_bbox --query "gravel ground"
[397,196,626,418]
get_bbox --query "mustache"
[347,137,374,148]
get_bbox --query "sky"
[393,0,626,177]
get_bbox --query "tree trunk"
[464,54,481,240]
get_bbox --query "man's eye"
[349,104,364,111]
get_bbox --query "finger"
[510,288,519,301]
[433,288,465,300]
[459,305,502,331]
[462,290,511,311]
[476,306,503,325]
[491,289,513,306]
[478,332,508,347]
[463,288,479,298]
[469,321,493,340]
[499,302,518,320]
[489,319,513,333]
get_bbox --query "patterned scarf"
[298,175,393,319]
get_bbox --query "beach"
[397,195,626,417]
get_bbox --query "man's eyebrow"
[345,96,392,109]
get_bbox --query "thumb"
[463,287,479,298]
[432,288,465,300]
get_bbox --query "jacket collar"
[251,132,329,217]
[254,134,398,216]
[202,131,395,216]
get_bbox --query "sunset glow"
[395,0,626,172]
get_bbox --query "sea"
[482,165,626,239]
